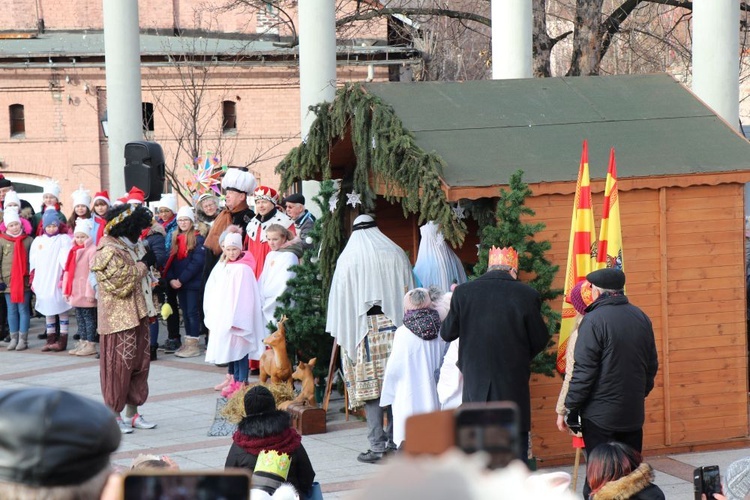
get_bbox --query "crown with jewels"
[488,246,518,270]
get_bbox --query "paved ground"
[1,317,747,498]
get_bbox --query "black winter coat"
[565,294,658,432]
[166,234,206,291]
[441,270,549,431]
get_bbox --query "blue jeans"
[6,291,31,333]
[232,355,249,383]
[177,288,201,339]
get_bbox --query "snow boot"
[15,333,28,351]
[41,333,58,352]
[175,337,201,358]
[6,333,18,351]
[49,334,68,352]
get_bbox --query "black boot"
[150,345,158,361]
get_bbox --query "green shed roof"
[363,74,750,187]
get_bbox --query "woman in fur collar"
[587,442,664,499]
[225,385,316,497]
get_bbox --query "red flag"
[556,141,597,374]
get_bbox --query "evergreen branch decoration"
[472,170,563,377]
[276,83,467,295]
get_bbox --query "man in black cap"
[0,387,121,498]
[564,267,659,499]
[283,193,316,250]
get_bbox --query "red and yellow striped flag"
[596,148,624,272]
[557,140,597,374]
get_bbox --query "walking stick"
[571,434,585,491]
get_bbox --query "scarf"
[232,427,301,456]
[204,200,249,256]
[0,233,28,303]
[63,243,85,296]
[403,308,441,340]
[94,214,107,243]
[176,233,189,260]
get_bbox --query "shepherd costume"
[203,249,265,365]
[326,214,415,462]
[90,205,157,432]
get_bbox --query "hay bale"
[220,382,297,424]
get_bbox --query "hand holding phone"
[694,465,721,500]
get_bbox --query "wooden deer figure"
[259,317,293,386]
[279,357,318,410]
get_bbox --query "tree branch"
[336,7,491,29]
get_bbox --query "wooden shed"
[277,73,750,462]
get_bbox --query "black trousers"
[165,286,180,339]
[581,418,643,499]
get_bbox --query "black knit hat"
[586,268,626,290]
[0,388,121,487]
[244,385,276,416]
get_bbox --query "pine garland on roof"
[276,83,467,293]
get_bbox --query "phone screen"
[454,402,521,469]
[123,472,251,500]
[701,466,721,496]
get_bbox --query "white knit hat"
[3,207,20,226]
[221,168,257,194]
[74,218,94,236]
[71,185,92,208]
[158,193,178,214]
[4,190,21,208]
[223,232,243,250]
[42,179,61,200]
[176,206,195,223]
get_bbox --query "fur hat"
[157,193,178,214]
[71,185,92,207]
[0,388,121,487]
[222,168,257,194]
[176,206,195,223]
[254,186,278,204]
[42,179,61,200]
[105,205,153,241]
[3,190,21,208]
[567,280,594,315]
[3,207,20,227]
[404,288,432,312]
[586,268,625,291]
[74,218,94,236]
[42,208,60,228]
[92,190,111,207]
[127,186,145,205]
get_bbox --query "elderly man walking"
[564,267,659,499]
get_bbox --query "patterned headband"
[104,207,134,235]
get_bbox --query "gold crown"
[488,246,518,270]
[254,450,291,479]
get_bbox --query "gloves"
[161,303,173,320]
[139,247,157,268]
[565,409,582,434]
[0,282,6,292]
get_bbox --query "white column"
[102,0,144,196]
[491,0,533,79]
[298,0,337,217]
[298,0,337,138]
[692,0,740,131]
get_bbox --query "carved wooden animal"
[279,358,318,410]
[259,317,292,385]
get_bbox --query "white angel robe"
[204,251,266,364]
[29,233,72,316]
[259,249,298,328]
[413,221,467,291]
[437,339,463,410]
[380,325,446,446]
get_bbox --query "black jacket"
[565,294,658,432]
[224,411,315,497]
[441,270,549,431]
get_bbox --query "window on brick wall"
[142,102,155,135]
[9,104,25,138]
[222,100,237,133]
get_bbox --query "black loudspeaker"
[124,141,165,202]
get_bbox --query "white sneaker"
[131,414,157,429]
[116,417,134,434]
